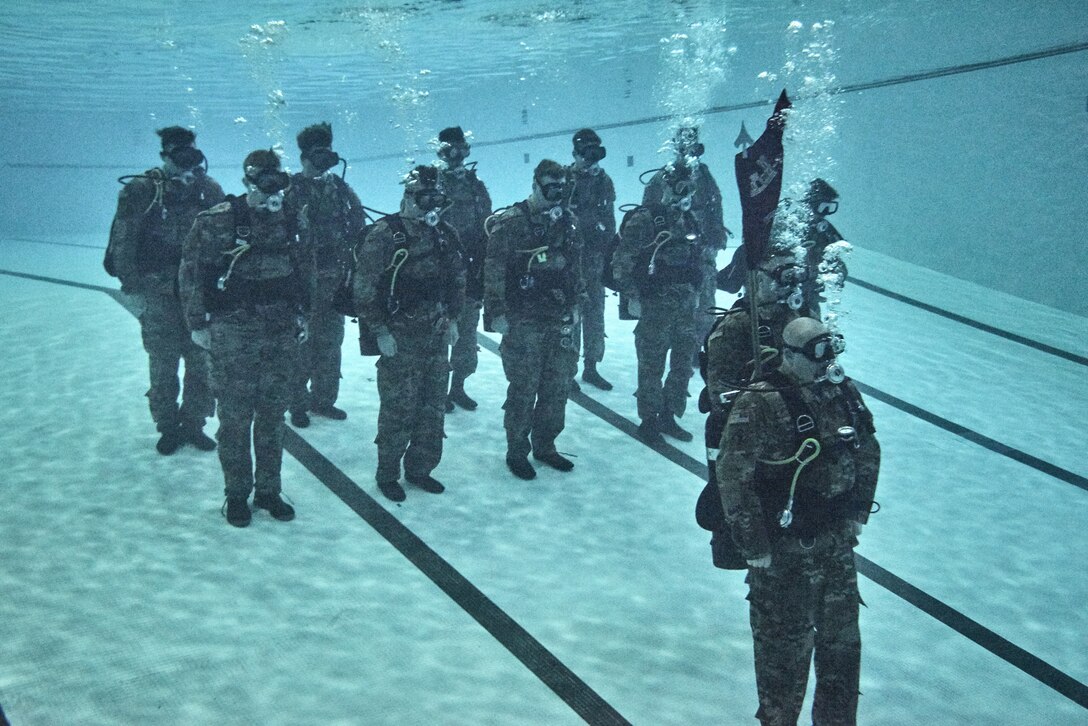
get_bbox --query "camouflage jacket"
[642,161,728,252]
[110,168,224,295]
[484,201,585,323]
[179,198,314,331]
[567,164,616,257]
[438,166,492,299]
[716,377,880,560]
[352,214,466,337]
[612,204,703,298]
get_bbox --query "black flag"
[734,89,791,267]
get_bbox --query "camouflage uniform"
[438,165,492,383]
[484,203,584,460]
[568,164,616,366]
[285,172,364,413]
[717,377,880,726]
[353,215,465,483]
[643,162,728,352]
[613,204,702,423]
[110,169,224,434]
[179,199,312,499]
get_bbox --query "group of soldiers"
[109,120,880,725]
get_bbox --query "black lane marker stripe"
[6,236,108,251]
[3,267,630,725]
[476,335,1088,709]
[854,382,1088,493]
[283,430,632,726]
[855,559,1088,710]
[849,277,1088,367]
[0,268,117,294]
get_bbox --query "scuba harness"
[203,195,304,313]
[498,201,579,319]
[694,364,876,569]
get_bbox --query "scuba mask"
[540,181,567,204]
[676,128,704,158]
[787,332,847,384]
[761,262,808,310]
[440,142,470,165]
[304,147,342,175]
[413,189,448,227]
[165,145,206,171]
[575,143,606,164]
[816,200,839,216]
[246,168,291,195]
[245,168,290,212]
[786,332,846,362]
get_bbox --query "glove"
[627,297,642,318]
[446,320,460,348]
[296,315,309,344]
[492,314,509,335]
[746,554,772,569]
[376,330,398,358]
[190,328,211,351]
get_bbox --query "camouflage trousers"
[210,305,300,499]
[449,299,482,380]
[580,253,606,364]
[500,316,579,459]
[375,321,449,482]
[634,285,697,421]
[139,291,214,432]
[746,528,861,726]
[291,271,345,412]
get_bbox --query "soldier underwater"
[179,149,311,527]
[107,125,224,455]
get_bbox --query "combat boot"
[290,409,310,428]
[506,455,537,480]
[636,416,665,446]
[311,404,347,420]
[533,449,574,472]
[156,423,184,456]
[253,491,295,521]
[447,377,478,411]
[181,421,216,451]
[378,479,407,502]
[406,473,446,494]
[658,414,694,443]
[223,497,251,528]
[581,362,613,391]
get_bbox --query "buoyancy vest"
[204,195,306,313]
[505,201,579,319]
[752,372,875,541]
[620,204,701,293]
[376,214,460,316]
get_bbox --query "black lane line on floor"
[476,335,1088,710]
[0,268,630,726]
[10,267,1088,711]
[283,431,631,726]
[849,277,1088,367]
[854,383,1088,493]
[855,558,1088,710]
